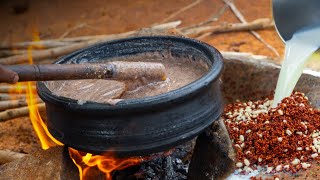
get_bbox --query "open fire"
[10,31,147,180]
[69,148,144,180]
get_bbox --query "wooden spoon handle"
[2,61,166,83]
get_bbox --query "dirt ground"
[0,0,285,58]
[0,0,319,179]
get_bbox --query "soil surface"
[0,117,39,154]
[0,0,284,59]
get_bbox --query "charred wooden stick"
[0,149,27,164]
[0,98,42,111]
[0,103,45,122]
[2,61,166,83]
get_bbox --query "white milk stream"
[272,26,320,107]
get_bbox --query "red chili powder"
[224,92,320,174]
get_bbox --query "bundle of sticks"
[0,18,274,64]
[0,83,44,122]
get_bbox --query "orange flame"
[25,30,63,149]
[68,148,143,180]
[8,29,63,149]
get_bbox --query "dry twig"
[0,103,45,122]
[0,85,36,93]
[0,21,181,65]
[59,23,87,39]
[181,3,229,30]
[0,50,26,57]
[160,0,203,23]
[0,93,27,101]
[0,40,104,65]
[0,41,72,50]
[0,98,42,111]
[220,51,272,61]
[0,49,45,58]
[221,0,280,57]
[183,18,273,37]
[0,149,27,164]
[0,21,181,51]
[59,23,102,39]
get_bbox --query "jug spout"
[273,0,320,41]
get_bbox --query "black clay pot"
[37,36,223,156]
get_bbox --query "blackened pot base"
[46,52,209,104]
[37,36,223,156]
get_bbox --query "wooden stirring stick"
[0,61,166,83]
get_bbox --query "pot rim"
[37,36,223,112]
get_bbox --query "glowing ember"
[68,148,143,180]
